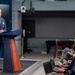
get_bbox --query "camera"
[21,6,26,13]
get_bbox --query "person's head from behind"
[0,9,2,17]
[72,43,75,52]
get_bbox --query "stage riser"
[19,59,42,75]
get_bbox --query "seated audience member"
[65,44,75,61]
[62,47,72,61]
[53,44,75,74]
[53,57,75,74]
[62,44,75,61]
[71,43,75,56]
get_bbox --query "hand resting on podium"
[0,30,5,33]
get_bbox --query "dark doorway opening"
[22,19,35,53]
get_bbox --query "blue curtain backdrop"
[0,0,12,31]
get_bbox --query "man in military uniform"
[0,9,7,33]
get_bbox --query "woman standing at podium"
[0,8,7,57]
[0,9,7,33]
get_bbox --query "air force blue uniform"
[0,17,7,57]
[0,17,7,32]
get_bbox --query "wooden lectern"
[0,29,22,72]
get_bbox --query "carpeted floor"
[0,60,36,75]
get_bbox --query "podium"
[0,29,22,72]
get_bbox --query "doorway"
[22,19,35,53]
